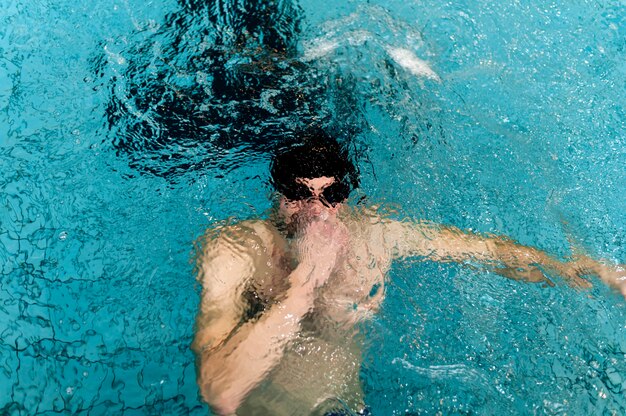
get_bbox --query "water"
[1,0,625,414]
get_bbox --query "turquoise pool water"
[1,0,625,414]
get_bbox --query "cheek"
[279,200,301,221]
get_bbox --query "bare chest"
[245,220,392,328]
[314,239,390,326]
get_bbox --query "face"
[278,176,342,227]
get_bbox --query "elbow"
[197,360,243,415]
[206,395,240,416]
[199,377,241,415]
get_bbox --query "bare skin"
[192,177,626,416]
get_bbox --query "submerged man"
[192,130,625,416]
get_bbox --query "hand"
[592,262,626,298]
[293,218,349,289]
[495,266,556,287]
[494,258,592,289]
[562,256,626,297]
[549,259,594,289]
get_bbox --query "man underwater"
[192,129,626,416]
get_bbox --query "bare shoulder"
[196,219,278,289]
[200,218,273,245]
[193,219,279,353]
[199,219,278,256]
[347,206,447,259]
[345,205,438,234]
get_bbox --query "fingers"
[494,266,555,286]
[493,265,595,291]
[614,264,626,299]
[567,274,593,289]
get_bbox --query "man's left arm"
[381,219,625,295]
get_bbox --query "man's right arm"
[192,222,338,415]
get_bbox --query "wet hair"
[270,129,359,205]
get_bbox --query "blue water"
[1,0,625,414]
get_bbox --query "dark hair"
[270,129,359,204]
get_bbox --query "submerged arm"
[193,221,339,415]
[383,219,624,293]
[196,265,319,415]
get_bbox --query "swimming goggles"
[281,177,351,206]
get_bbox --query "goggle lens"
[282,179,349,206]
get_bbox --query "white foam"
[392,358,487,383]
[303,39,339,61]
[103,44,126,65]
[303,30,372,61]
[385,46,441,81]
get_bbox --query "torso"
[243,209,391,334]
[236,209,392,415]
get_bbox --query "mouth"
[287,208,324,227]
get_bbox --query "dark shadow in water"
[94,0,364,180]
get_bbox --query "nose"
[301,198,325,216]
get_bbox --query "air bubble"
[59,231,68,241]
